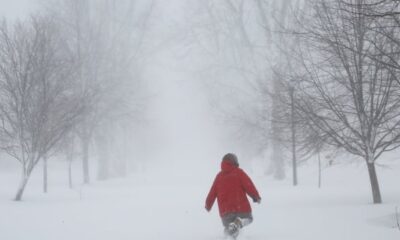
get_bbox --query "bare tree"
[0,16,86,200]
[45,0,155,182]
[283,0,400,203]
[45,0,94,184]
[268,65,335,186]
[187,0,297,177]
[91,0,155,180]
[259,0,294,180]
[189,0,336,185]
[251,0,319,184]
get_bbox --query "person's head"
[222,153,239,167]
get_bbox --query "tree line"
[0,0,154,201]
[280,0,400,204]
[187,0,400,204]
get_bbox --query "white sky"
[0,0,37,20]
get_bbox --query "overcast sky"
[0,0,37,20]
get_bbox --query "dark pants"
[221,212,253,228]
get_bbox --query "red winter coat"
[205,160,261,217]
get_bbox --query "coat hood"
[221,160,237,173]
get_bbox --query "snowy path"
[1,164,400,240]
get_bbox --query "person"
[205,153,261,238]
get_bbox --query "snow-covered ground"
[0,159,399,240]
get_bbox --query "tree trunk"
[318,151,321,189]
[290,86,298,186]
[268,136,285,179]
[66,136,74,189]
[268,77,285,180]
[68,162,73,189]
[366,161,382,204]
[96,132,110,180]
[82,136,90,184]
[15,169,30,201]
[68,157,73,189]
[43,156,48,193]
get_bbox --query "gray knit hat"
[222,153,239,167]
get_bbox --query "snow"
[0,160,399,240]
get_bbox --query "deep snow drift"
[0,159,399,240]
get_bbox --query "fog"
[0,0,36,20]
[114,0,242,176]
[0,1,399,240]
[0,0,268,174]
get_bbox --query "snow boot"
[226,218,242,239]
